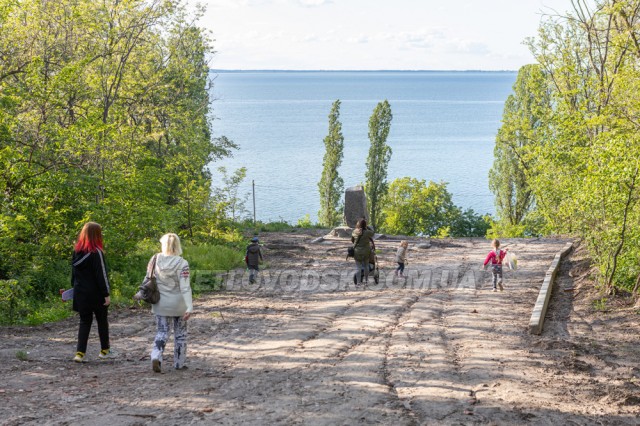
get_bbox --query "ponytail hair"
[160,233,182,256]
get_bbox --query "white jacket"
[149,254,193,317]
[395,246,407,263]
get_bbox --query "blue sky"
[200,0,573,71]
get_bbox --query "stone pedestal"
[328,226,353,238]
[344,186,368,228]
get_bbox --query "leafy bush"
[24,297,72,325]
[0,239,244,325]
[381,178,490,237]
[0,279,30,324]
[296,214,314,228]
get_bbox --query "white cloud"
[446,39,491,55]
[208,0,273,7]
[295,0,332,6]
[201,0,572,70]
[347,34,370,44]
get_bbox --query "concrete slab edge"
[529,242,574,335]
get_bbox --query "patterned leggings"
[492,264,503,288]
[151,315,188,369]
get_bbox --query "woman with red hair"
[71,222,112,362]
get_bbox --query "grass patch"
[592,297,608,312]
[185,243,244,293]
[25,300,73,325]
[16,350,28,361]
[239,219,327,234]
[184,243,244,271]
[0,240,244,326]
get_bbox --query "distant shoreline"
[210,69,518,73]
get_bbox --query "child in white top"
[395,240,409,278]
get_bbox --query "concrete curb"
[529,242,574,335]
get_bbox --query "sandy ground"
[1,232,639,425]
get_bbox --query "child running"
[483,239,508,292]
[395,240,409,278]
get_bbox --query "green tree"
[365,100,393,229]
[382,177,490,237]
[489,64,550,237]
[450,209,492,238]
[214,166,249,222]
[382,178,455,236]
[0,0,234,298]
[317,100,344,227]
[521,0,640,291]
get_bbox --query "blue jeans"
[355,259,369,284]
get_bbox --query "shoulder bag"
[346,233,363,260]
[134,254,160,304]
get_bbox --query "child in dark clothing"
[245,237,263,284]
[483,239,508,292]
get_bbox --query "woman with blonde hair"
[148,233,193,372]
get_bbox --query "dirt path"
[1,233,638,425]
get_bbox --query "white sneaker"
[98,349,116,359]
[492,288,497,292]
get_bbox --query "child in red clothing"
[483,239,508,292]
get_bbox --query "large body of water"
[209,71,517,224]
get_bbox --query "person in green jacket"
[351,218,375,285]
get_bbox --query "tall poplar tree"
[318,100,345,227]
[365,100,393,229]
[489,64,550,236]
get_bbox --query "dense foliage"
[489,64,549,237]
[365,100,393,229]
[317,100,345,227]
[0,0,237,320]
[381,178,490,237]
[492,0,640,292]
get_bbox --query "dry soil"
[1,232,639,425]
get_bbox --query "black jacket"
[245,243,263,267]
[71,249,110,312]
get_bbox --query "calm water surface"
[209,71,516,224]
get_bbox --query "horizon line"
[209,69,519,73]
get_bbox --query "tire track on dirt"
[223,290,421,425]
[380,292,431,425]
[385,290,468,422]
[293,292,381,351]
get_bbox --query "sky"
[198,0,574,71]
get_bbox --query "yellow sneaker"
[73,352,85,363]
